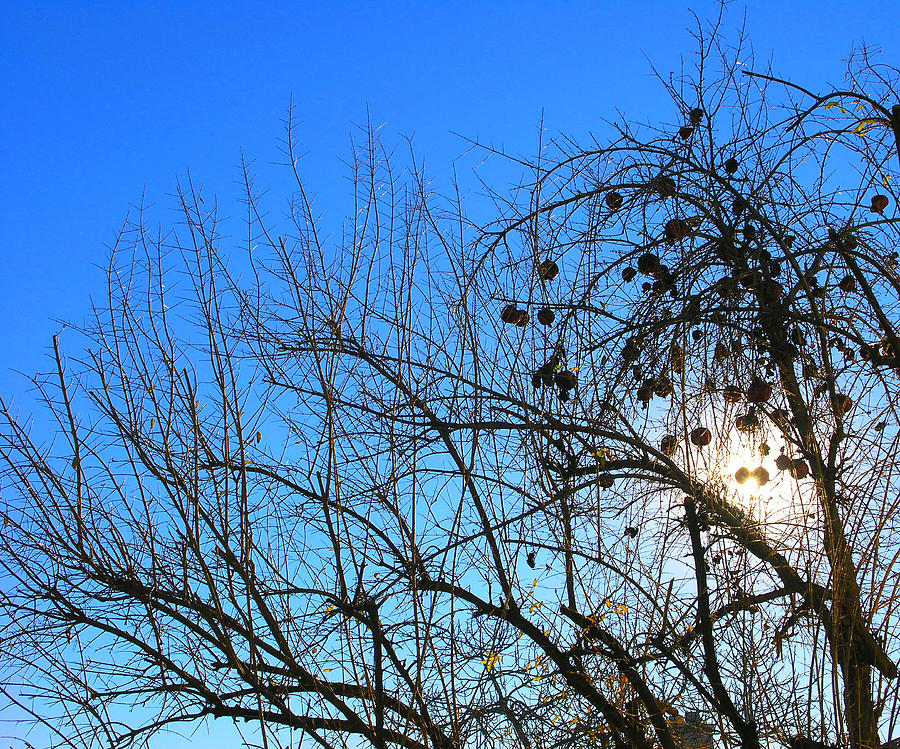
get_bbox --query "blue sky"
[2,2,900,745]
[3,1,900,404]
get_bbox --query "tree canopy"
[3,18,900,749]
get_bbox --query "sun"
[714,422,811,520]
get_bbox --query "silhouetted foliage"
[3,14,900,749]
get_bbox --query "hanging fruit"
[665,218,691,244]
[735,411,759,433]
[723,385,743,403]
[738,270,759,289]
[622,339,639,363]
[752,466,770,486]
[537,307,555,326]
[789,459,809,480]
[746,378,773,403]
[660,435,679,456]
[637,253,661,275]
[734,467,751,484]
[716,276,740,299]
[724,157,739,175]
[531,373,543,389]
[606,191,624,210]
[637,379,655,403]
[838,275,857,293]
[834,394,853,417]
[732,197,747,216]
[651,176,677,198]
[678,126,694,141]
[690,427,712,447]
[538,260,560,281]
[775,454,791,471]
[880,336,900,360]
[501,304,519,324]
[654,376,673,397]
[689,107,705,125]
[514,310,529,327]
[714,342,731,361]
[555,370,577,391]
[622,266,637,282]
[597,474,615,489]
[871,194,890,213]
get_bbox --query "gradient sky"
[2,1,900,746]
[4,1,900,403]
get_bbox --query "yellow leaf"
[323,668,334,673]
[481,652,500,672]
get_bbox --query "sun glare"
[713,423,812,521]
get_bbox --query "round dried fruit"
[871,194,889,213]
[538,260,559,281]
[555,370,577,391]
[637,253,661,275]
[789,459,809,480]
[752,466,770,486]
[660,435,679,456]
[665,218,691,244]
[746,378,773,404]
[723,385,743,403]
[654,377,673,398]
[652,176,677,198]
[690,427,712,447]
[606,191,624,210]
[838,275,856,293]
[834,394,853,417]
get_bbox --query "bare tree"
[3,16,900,749]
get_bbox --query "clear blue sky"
[3,1,899,403]
[1,1,899,745]
[1,0,898,400]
